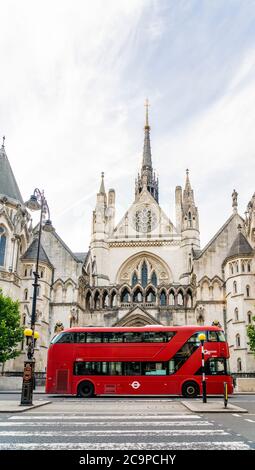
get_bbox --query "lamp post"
[20,189,54,406]
[198,333,207,403]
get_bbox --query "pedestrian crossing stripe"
[0,442,251,450]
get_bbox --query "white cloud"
[156,47,255,246]
[1,1,255,253]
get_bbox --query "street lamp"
[20,189,54,406]
[198,333,207,403]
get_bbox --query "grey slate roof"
[0,143,23,203]
[52,230,86,263]
[194,213,244,260]
[226,232,253,259]
[74,252,88,263]
[21,239,53,267]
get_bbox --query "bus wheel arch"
[182,380,200,398]
[77,380,95,398]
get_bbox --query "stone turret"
[223,225,254,372]
[178,169,200,252]
[90,173,109,286]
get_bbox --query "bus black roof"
[63,325,222,334]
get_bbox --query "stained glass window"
[151,271,157,287]
[132,272,138,287]
[160,291,167,306]
[0,227,6,267]
[141,261,148,288]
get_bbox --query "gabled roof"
[194,213,244,260]
[0,142,23,204]
[226,231,253,260]
[35,224,86,264]
[21,239,53,267]
[52,231,86,263]
[74,252,88,263]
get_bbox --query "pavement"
[182,400,248,413]
[0,387,254,395]
[0,400,52,413]
[0,389,250,413]
[0,386,253,414]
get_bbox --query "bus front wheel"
[182,381,199,398]
[77,381,94,398]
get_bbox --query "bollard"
[224,382,228,408]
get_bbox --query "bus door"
[205,358,227,394]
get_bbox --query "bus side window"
[87,333,102,343]
[77,332,86,343]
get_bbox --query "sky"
[1,0,255,251]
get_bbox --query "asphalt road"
[0,393,254,451]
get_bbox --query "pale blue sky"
[1,0,255,250]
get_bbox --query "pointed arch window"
[169,290,175,306]
[177,291,184,306]
[0,226,7,267]
[85,291,92,310]
[121,288,131,303]
[237,358,242,372]
[234,308,239,321]
[110,291,117,308]
[186,290,193,308]
[145,287,156,303]
[246,285,250,297]
[151,271,157,287]
[133,287,143,303]
[160,290,167,306]
[102,291,109,308]
[236,334,241,348]
[233,281,237,294]
[188,212,192,228]
[94,291,100,309]
[197,314,204,326]
[131,272,138,287]
[247,312,252,324]
[141,261,148,288]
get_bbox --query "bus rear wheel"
[182,381,199,398]
[77,381,94,398]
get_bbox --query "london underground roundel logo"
[131,381,141,389]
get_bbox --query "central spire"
[135,100,159,203]
[142,99,152,170]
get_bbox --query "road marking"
[232,414,241,417]
[0,421,213,427]
[0,429,229,436]
[9,414,201,420]
[0,442,250,450]
[245,419,255,423]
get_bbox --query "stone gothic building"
[0,106,255,374]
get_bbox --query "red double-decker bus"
[46,325,233,398]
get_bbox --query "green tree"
[0,289,23,367]
[247,316,255,355]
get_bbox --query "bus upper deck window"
[56,333,73,343]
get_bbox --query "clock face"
[132,205,158,233]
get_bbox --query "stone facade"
[0,107,255,374]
